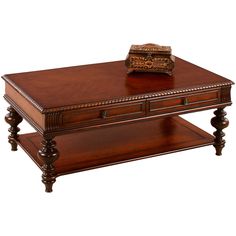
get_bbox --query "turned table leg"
[37,138,59,192]
[211,107,229,156]
[5,106,23,151]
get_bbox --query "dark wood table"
[2,57,233,192]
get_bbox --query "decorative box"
[125,43,175,75]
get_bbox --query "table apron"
[4,84,232,136]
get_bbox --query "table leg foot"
[5,106,23,151]
[211,107,229,156]
[37,138,59,192]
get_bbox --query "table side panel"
[5,83,45,130]
[220,86,232,103]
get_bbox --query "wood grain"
[2,56,233,192]
[2,57,233,112]
[5,84,44,128]
[17,116,214,176]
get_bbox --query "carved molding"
[43,82,233,113]
[3,75,233,114]
[221,87,231,103]
[45,112,63,131]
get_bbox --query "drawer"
[62,101,145,126]
[149,90,220,112]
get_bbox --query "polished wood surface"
[211,107,229,155]
[5,106,23,151]
[2,57,233,110]
[2,57,233,192]
[18,116,214,176]
[5,84,44,128]
[37,138,59,192]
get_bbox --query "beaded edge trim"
[2,76,233,114]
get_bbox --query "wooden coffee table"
[2,57,233,192]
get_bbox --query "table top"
[2,57,233,112]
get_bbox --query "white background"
[0,0,235,235]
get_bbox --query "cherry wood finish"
[2,57,233,192]
[37,138,59,192]
[5,106,23,151]
[211,108,229,155]
[18,117,214,176]
[2,58,232,110]
[5,84,44,129]
[3,58,233,138]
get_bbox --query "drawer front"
[149,90,220,113]
[62,101,145,127]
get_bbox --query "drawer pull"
[100,110,107,119]
[183,98,189,105]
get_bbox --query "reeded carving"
[45,112,63,131]
[5,106,23,151]
[211,108,229,155]
[37,138,59,192]
[221,87,231,103]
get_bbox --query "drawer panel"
[187,91,219,104]
[150,98,182,110]
[150,90,220,112]
[63,109,100,123]
[106,103,143,117]
[62,101,145,126]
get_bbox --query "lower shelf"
[18,116,214,176]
